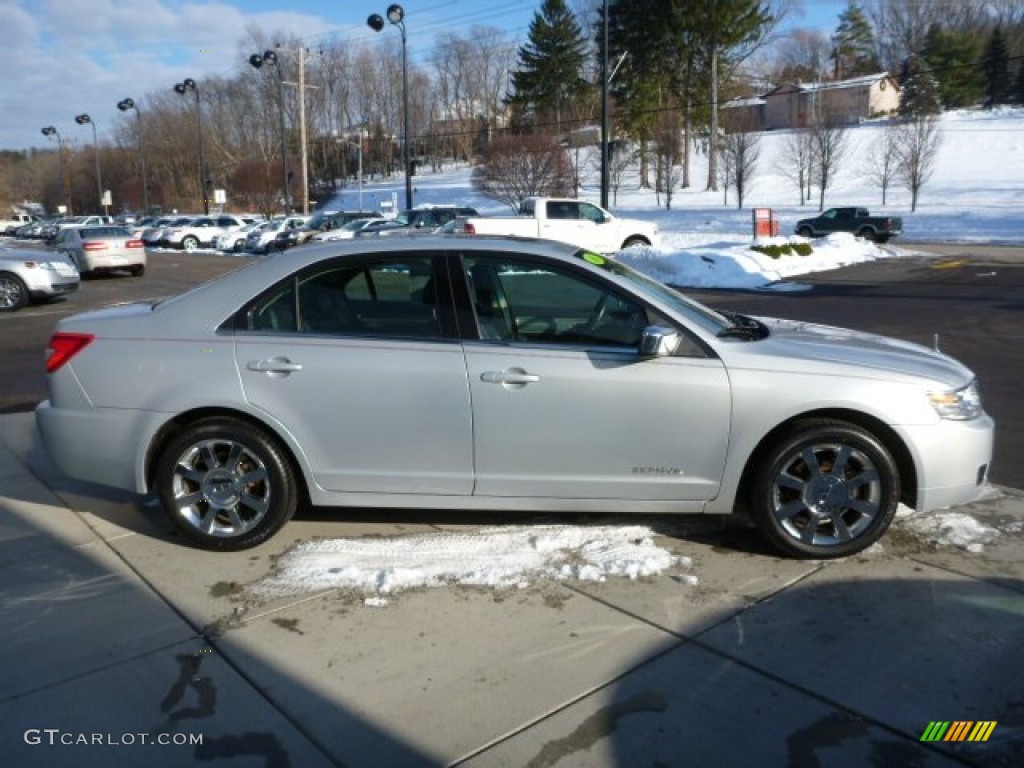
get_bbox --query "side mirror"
[639,325,681,357]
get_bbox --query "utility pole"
[278,45,321,215]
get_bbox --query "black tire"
[155,418,298,551]
[621,236,650,249]
[182,235,199,251]
[748,419,900,559]
[130,264,145,277]
[797,226,814,238]
[0,272,28,311]
[857,227,877,242]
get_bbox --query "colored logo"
[920,721,996,743]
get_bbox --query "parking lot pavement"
[1,410,1022,767]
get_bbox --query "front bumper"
[896,412,995,512]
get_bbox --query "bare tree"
[808,112,849,210]
[862,123,901,205]
[653,108,683,210]
[720,111,761,209]
[606,142,635,206]
[471,134,573,210]
[895,114,942,211]
[777,130,815,205]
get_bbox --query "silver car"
[53,225,146,277]
[35,237,994,557]
[0,246,79,311]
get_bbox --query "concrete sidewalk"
[1,410,1022,767]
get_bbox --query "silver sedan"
[0,246,79,311]
[53,225,146,277]
[35,237,994,558]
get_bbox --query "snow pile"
[618,231,889,290]
[898,510,1002,554]
[251,525,692,599]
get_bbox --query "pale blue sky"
[1,0,846,150]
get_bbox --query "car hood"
[744,317,974,388]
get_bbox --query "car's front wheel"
[155,418,298,550]
[621,236,650,249]
[748,419,900,559]
[182,236,199,251]
[0,272,28,311]
[797,226,814,238]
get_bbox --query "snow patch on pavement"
[251,524,691,600]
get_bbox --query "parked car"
[215,221,265,253]
[0,246,79,311]
[162,214,259,251]
[50,215,115,240]
[36,236,993,558]
[794,207,903,243]
[244,215,309,253]
[270,210,383,251]
[14,218,58,239]
[1,212,42,235]
[395,205,478,231]
[141,216,193,248]
[458,198,656,253]
[53,225,146,277]
[310,217,407,241]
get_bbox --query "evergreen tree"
[922,23,985,108]
[506,0,590,134]
[831,1,880,79]
[899,54,942,116]
[1015,61,1024,105]
[981,26,1011,108]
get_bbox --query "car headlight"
[928,380,982,420]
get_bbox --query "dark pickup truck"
[794,207,902,243]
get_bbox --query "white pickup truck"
[458,197,657,253]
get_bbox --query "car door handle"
[481,370,540,385]
[247,358,303,373]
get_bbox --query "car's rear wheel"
[748,419,900,559]
[155,418,298,551]
[0,272,28,311]
[130,264,145,277]
[182,236,199,251]
[857,227,877,242]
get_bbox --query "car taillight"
[463,222,476,234]
[127,239,144,248]
[46,333,95,373]
[83,241,108,250]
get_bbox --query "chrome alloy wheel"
[169,438,272,538]
[770,441,882,548]
[0,275,27,310]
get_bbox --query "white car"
[310,218,407,242]
[244,216,309,253]
[216,221,265,253]
[162,215,259,251]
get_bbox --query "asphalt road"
[2,241,1021,490]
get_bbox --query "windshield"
[573,250,731,335]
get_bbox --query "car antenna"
[934,333,942,352]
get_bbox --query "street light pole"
[600,0,610,209]
[368,4,413,211]
[173,78,209,214]
[249,50,290,213]
[118,98,150,214]
[75,114,105,214]
[41,126,72,215]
